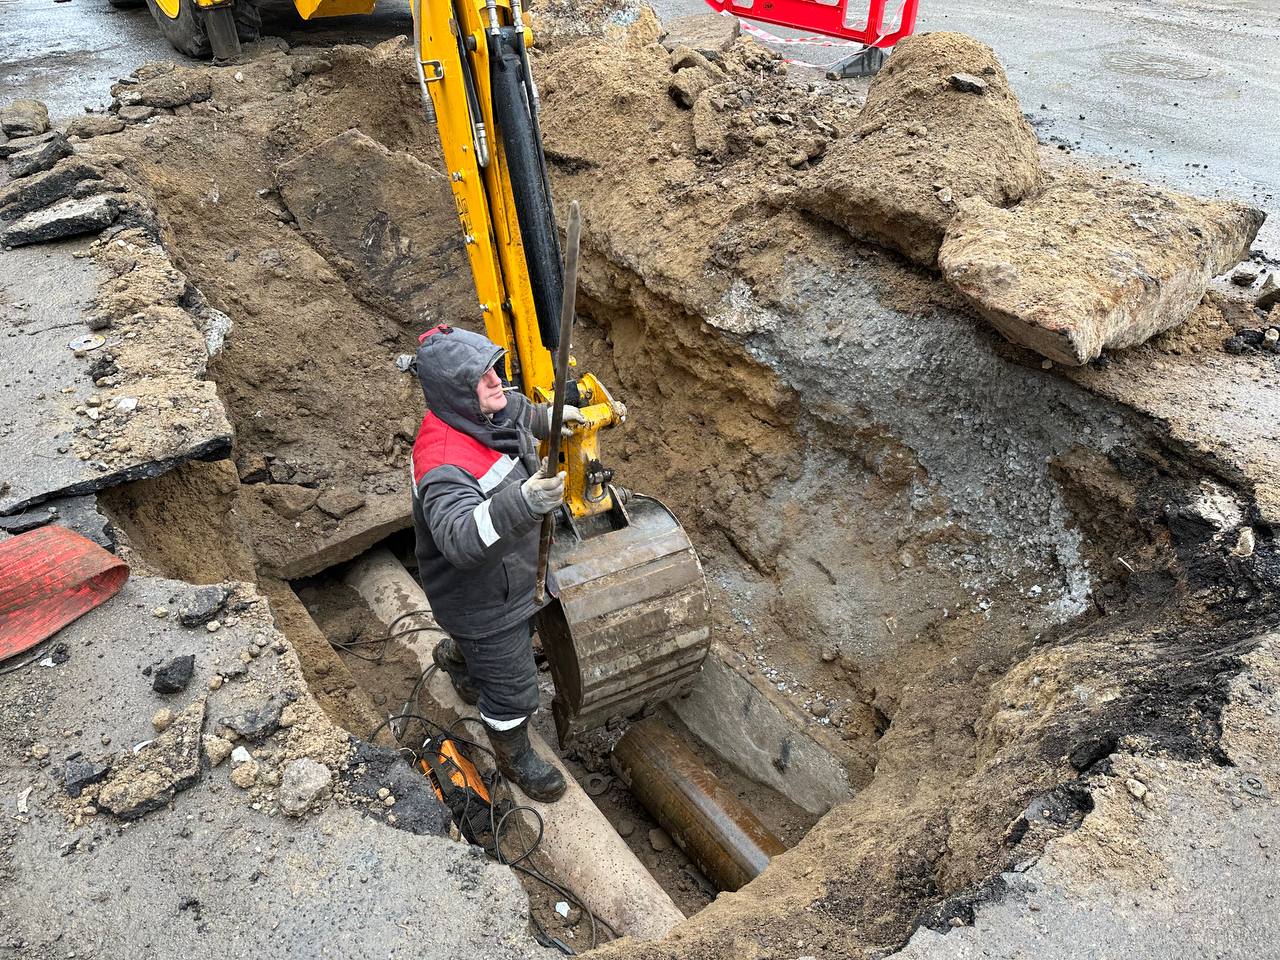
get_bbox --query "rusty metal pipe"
[611,716,787,892]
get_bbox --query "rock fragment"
[117,105,156,123]
[152,708,176,733]
[1257,275,1280,312]
[938,170,1265,365]
[97,698,205,819]
[152,654,195,694]
[65,115,126,140]
[1231,263,1261,286]
[316,487,366,518]
[115,68,213,109]
[2,195,119,248]
[649,827,673,852]
[947,72,988,93]
[178,585,227,626]
[261,483,319,519]
[217,693,291,742]
[7,133,73,179]
[669,67,709,109]
[1,98,51,138]
[64,759,112,798]
[278,758,332,816]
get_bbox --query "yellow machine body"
[293,0,377,19]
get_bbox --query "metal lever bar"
[534,200,581,605]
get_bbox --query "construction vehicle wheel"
[107,0,148,9]
[143,0,260,59]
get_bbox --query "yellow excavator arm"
[409,0,713,746]
[412,0,622,520]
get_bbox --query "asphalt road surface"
[1,0,1276,251]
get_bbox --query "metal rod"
[612,717,787,893]
[534,200,580,605]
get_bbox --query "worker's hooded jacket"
[410,325,555,640]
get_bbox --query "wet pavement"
[0,0,1276,251]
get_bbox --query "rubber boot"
[487,722,567,802]
[432,637,479,705]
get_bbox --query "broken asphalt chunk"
[64,759,112,798]
[0,98,51,139]
[948,72,988,94]
[178,585,227,627]
[64,115,126,140]
[152,654,195,694]
[939,170,1265,365]
[2,195,119,248]
[217,692,294,742]
[0,157,105,220]
[97,697,205,819]
[7,133,73,180]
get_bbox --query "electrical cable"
[371,706,617,950]
[329,608,436,664]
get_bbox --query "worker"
[410,324,583,802]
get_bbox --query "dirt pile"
[796,31,1042,266]
[941,166,1266,365]
[64,41,448,581]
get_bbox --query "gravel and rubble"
[0,575,547,959]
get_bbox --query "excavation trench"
[76,24,1280,960]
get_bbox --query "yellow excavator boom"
[412,0,623,520]
[413,0,715,745]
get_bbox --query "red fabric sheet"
[0,525,129,661]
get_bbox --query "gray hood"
[416,326,524,456]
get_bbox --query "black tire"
[144,0,261,59]
[108,0,148,10]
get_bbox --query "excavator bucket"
[537,494,712,746]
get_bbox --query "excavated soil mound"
[796,31,1042,266]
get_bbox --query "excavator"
[409,0,713,744]
[134,0,714,745]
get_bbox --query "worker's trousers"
[453,617,539,730]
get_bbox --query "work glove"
[521,462,566,516]
[548,404,587,438]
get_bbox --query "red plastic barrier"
[703,0,919,47]
[0,525,129,661]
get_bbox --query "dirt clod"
[940,167,1265,364]
[797,31,1042,265]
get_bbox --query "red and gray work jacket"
[409,325,555,640]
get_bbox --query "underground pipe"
[612,716,787,893]
[344,548,686,941]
